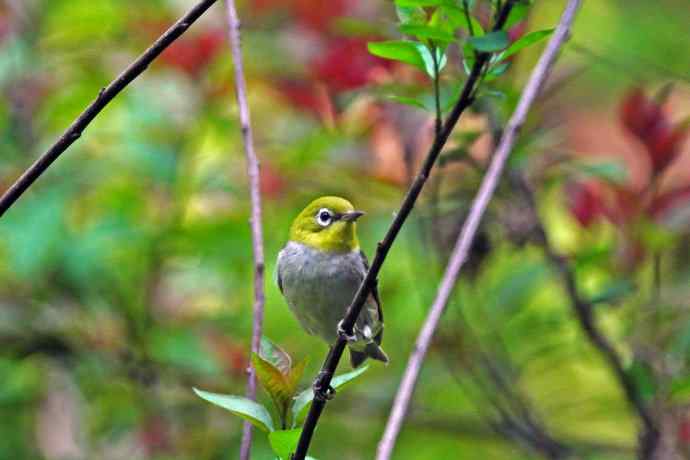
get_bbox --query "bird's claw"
[313,371,336,402]
[337,320,357,343]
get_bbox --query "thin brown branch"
[223,1,266,459]
[290,2,520,459]
[0,0,220,218]
[513,175,659,459]
[375,2,582,459]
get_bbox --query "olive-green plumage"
[277,196,388,368]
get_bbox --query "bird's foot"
[337,320,357,343]
[313,370,336,402]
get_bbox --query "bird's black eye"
[316,208,332,227]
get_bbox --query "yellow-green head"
[289,196,364,253]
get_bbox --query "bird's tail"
[349,343,389,368]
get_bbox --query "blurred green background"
[1,0,690,459]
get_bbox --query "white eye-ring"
[316,208,333,227]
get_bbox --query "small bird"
[276,196,388,368]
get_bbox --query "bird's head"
[289,196,364,253]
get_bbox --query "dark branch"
[223,1,266,459]
[376,2,582,458]
[513,175,660,459]
[290,3,520,459]
[0,0,220,218]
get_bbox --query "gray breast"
[277,241,371,343]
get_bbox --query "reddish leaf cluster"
[567,88,690,260]
[205,331,248,377]
[312,37,387,91]
[566,181,602,228]
[620,88,688,175]
[159,29,225,76]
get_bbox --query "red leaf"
[293,0,350,31]
[311,37,390,91]
[250,0,352,31]
[566,181,603,228]
[508,21,527,43]
[138,416,172,455]
[620,88,661,139]
[619,87,686,174]
[646,122,688,173]
[679,419,690,444]
[605,186,642,226]
[160,30,224,76]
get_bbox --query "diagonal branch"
[290,2,520,459]
[513,175,659,459]
[223,1,266,459]
[375,2,582,459]
[0,0,220,219]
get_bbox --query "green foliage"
[496,29,554,61]
[193,389,276,432]
[195,338,367,458]
[3,1,690,459]
[268,428,303,460]
[252,350,306,427]
[367,0,550,114]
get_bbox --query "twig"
[223,1,266,459]
[0,0,220,218]
[513,176,659,459]
[375,2,582,459]
[290,2,519,459]
[463,0,475,37]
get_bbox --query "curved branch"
[223,1,266,459]
[0,0,220,218]
[290,2,520,459]
[375,2,583,459]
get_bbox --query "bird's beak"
[341,210,365,222]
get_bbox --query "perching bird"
[276,196,388,368]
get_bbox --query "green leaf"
[268,429,302,460]
[505,3,530,29]
[484,61,510,81]
[260,336,292,374]
[442,5,484,35]
[368,40,426,72]
[291,366,369,427]
[467,30,509,52]
[462,41,475,76]
[497,28,554,61]
[193,388,275,432]
[589,279,635,305]
[670,375,690,403]
[572,160,628,183]
[625,360,656,402]
[417,44,447,78]
[368,41,445,78]
[387,95,428,110]
[399,24,454,43]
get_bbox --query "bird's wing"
[275,250,284,295]
[359,250,383,324]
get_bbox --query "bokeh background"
[1,0,690,459]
